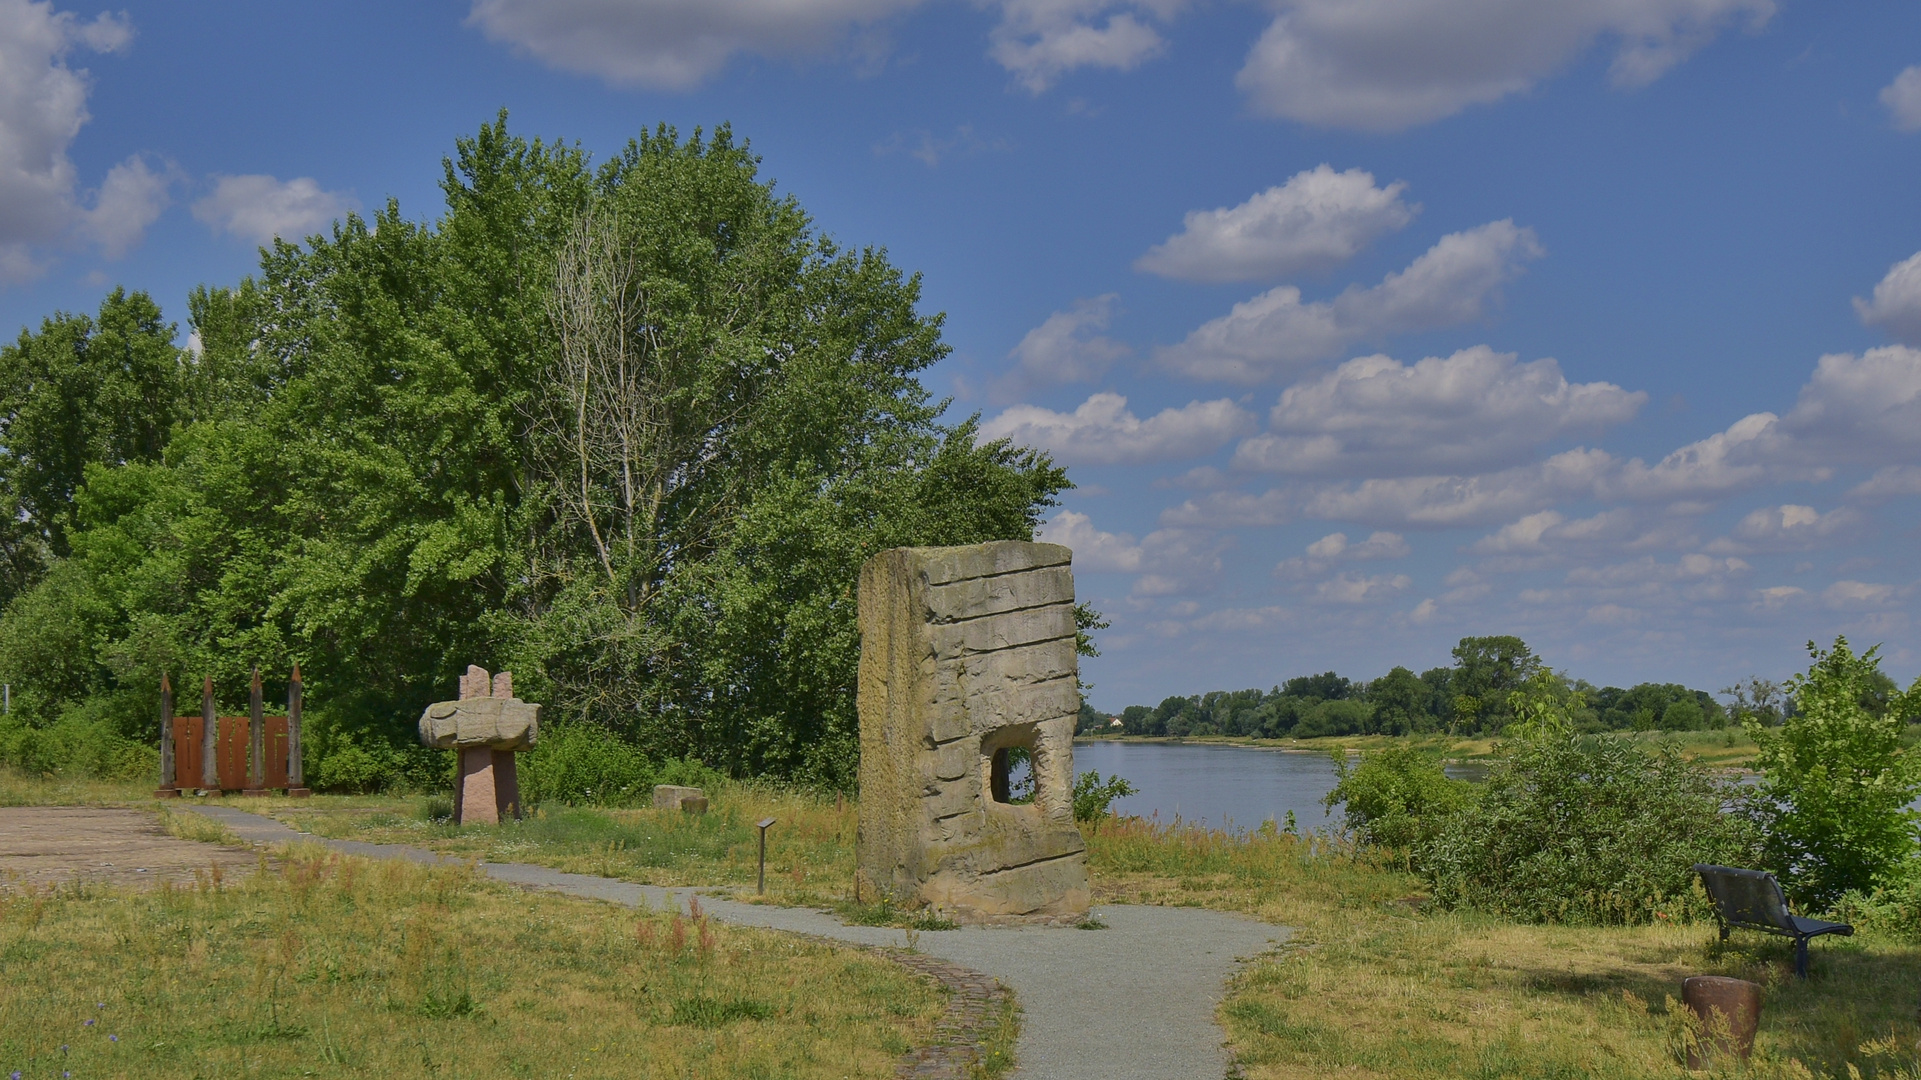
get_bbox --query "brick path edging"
[786,932,1013,1079]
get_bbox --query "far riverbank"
[1075,727,1762,770]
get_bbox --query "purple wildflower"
[84,1019,95,1026]
[109,1034,118,1042]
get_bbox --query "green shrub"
[1324,744,1473,856]
[1746,637,1921,910]
[0,710,157,780]
[1071,769,1137,821]
[519,722,659,807]
[1423,735,1756,924]
[1831,859,1921,943]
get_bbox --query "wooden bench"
[1693,863,1853,978]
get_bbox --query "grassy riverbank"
[5,769,1915,1078]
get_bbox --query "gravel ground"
[192,804,1286,1080]
[0,805,262,891]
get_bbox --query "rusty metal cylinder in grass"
[1682,976,1762,1070]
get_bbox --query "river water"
[1072,739,1921,831]
[1072,740,1353,832]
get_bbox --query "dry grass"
[0,844,942,1079]
[1085,816,1921,1080]
[0,768,160,807]
[265,783,867,905]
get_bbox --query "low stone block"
[654,784,708,813]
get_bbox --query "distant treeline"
[1085,635,1803,739]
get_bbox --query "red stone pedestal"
[1682,975,1761,1070]
[286,788,312,798]
[153,788,180,798]
[454,747,523,824]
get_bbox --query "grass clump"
[0,846,941,1079]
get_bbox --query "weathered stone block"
[857,540,1089,921]
[654,784,708,813]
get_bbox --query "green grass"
[0,844,943,1079]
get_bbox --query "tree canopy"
[0,117,1069,791]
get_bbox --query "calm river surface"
[1074,739,1921,830]
[1072,740,1354,832]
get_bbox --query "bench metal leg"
[1794,937,1809,980]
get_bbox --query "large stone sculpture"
[418,667,540,824]
[857,540,1090,921]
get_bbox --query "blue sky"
[4,0,1921,709]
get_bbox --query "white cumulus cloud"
[1235,0,1774,132]
[1849,465,1921,502]
[1775,345,1921,464]
[1313,572,1412,604]
[980,392,1255,465]
[1823,580,1907,609]
[467,0,924,90]
[80,154,174,259]
[989,0,1184,92]
[1882,65,1921,133]
[1275,529,1408,577]
[1000,294,1131,391]
[1038,510,1143,572]
[1710,504,1862,553]
[1298,447,1615,528]
[1134,165,1416,282]
[1157,220,1543,383]
[1234,346,1644,477]
[0,0,142,280]
[1854,252,1921,346]
[193,175,357,246]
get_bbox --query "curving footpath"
[189,805,1285,1080]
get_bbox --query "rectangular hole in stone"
[989,740,1036,805]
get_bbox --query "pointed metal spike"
[161,672,172,692]
[291,663,302,682]
[251,665,261,689]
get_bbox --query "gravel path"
[191,804,1285,1080]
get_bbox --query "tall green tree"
[1449,635,1542,732]
[512,126,1066,786]
[1747,637,1921,908]
[0,289,187,604]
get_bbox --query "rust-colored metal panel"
[265,716,289,789]
[217,717,249,791]
[173,716,203,789]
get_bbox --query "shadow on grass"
[1500,928,1921,1078]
